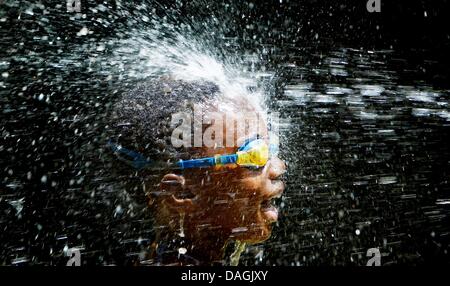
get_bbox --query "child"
[106,78,286,265]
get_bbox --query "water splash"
[109,28,272,114]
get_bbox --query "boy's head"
[108,78,285,244]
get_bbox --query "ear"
[160,174,195,212]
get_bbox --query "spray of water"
[110,29,271,112]
[102,22,273,266]
[2,2,277,264]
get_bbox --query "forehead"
[205,96,269,146]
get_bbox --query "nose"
[261,157,286,199]
[268,156,286,180]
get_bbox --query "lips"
[260,183,283,223]
[261,201,279,222]
[260,161,286,223]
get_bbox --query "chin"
[236,223,273,244]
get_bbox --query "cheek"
[224,177,268,219]
[223,199,256,221]
[204,198,261,230]
[235,173,266,195]
[199,172,268,220]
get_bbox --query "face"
[157,97,286,244]
[185,153,287,243]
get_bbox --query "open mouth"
[260,180,284,223]
[261,199,279,222]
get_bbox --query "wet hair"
[107,78,221,166]
[71,79,221,265]
[95,77,222,208]
[103,78,221,238]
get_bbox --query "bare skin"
[147,96,286,265]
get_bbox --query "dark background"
[1,0,449,265]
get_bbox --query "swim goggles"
[107,135,279,171]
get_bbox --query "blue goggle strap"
[107,141,238,170]
[106,140,152,170]
[107,134,278,170]
[177,154,238,169]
